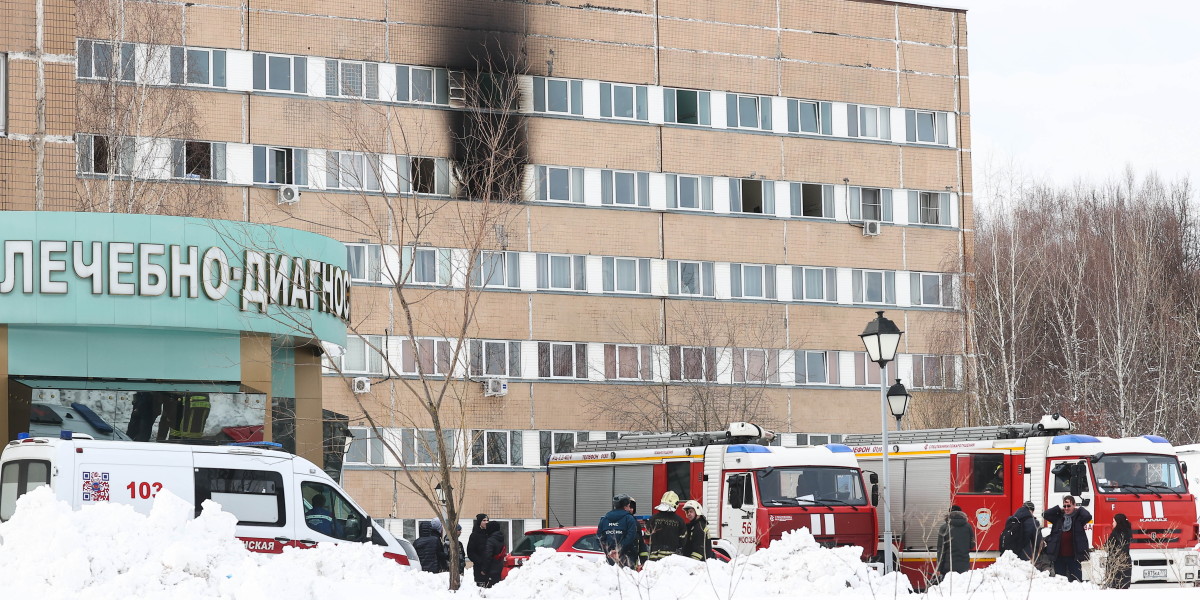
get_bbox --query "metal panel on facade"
[899,457,951,550]
[548,468,576,527]
[613,464,654,515]
[574,466,615,527]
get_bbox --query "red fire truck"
[846,415,1200,587]
[547,422,879,558]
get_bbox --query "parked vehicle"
[502,526,605,579]
[547,422,879,560]
[0,432,419,568]
[846,415,1200,587]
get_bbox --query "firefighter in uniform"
[166,393,212,440]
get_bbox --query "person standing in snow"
[444,523,466,576]
[414,518,449,573]
[680,499,712,561]
[935,505,975,576]
[483,520,507,587]
[1000,500,1041,561]
[1043,494,1092,582]
[467,514,492,586]
[647,491,686,560]
[1104,513,1133,589]
[598,494,642,567]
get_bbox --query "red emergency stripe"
[238,537,411,566]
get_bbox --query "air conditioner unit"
[862,220,882,236]
[277,184,301,205]
[483,378,508,397]
[352,377,371,394]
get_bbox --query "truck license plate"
[1144,569,1167,580]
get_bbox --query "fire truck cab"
[547,423,878,559]
[0,433,419,568]
[847,415,1200,587]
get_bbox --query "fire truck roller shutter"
[548,468,577,527]
[902,458,951,551]
[613,465,653,515]
[576,467,615,526]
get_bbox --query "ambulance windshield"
[756,467,867,506]
[1093,454,1187,494]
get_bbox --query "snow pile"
[493,529,909,600]
[925,552,1094,598]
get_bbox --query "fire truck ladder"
[842,422,1042,446]
[575,427,770,452]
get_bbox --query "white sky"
[953,1,1200,196]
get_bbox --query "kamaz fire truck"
[845,415,1200,586]
[546,422,879,558]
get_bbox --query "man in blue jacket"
[598,494,641,568]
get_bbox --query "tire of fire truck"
[711,538,736,561]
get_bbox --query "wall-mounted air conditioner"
[352,377,371,394]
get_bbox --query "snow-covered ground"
[0,488,1194,600]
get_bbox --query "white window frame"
[911,272,950,307]
[326,59,379,99]
[473,251,520,289]
[668,260,714,297]
[733,348,776,384]
[602,257,651,294]
[408,247,451,286]
[668,174,712,211]
[859,187,884,222]
[408,156,450,196]
[790,182,834,219]
[853,351,896,386]
[669,346,715,382]
[796,350,833,385]
[911,354,951,389]
[341,334,385,375]
[532,76,582,115]
[400,428,445,466]
[601,169,649,207]
[326,151,382,192]
[346,243,383,283]
[171,140,226,181]
[792,266,836,302]
[729,178,775,215]
[469,339,522,377]
[787,99,829,135]
[170,46,226,87]
[77,39,135,82]
[604,343,652,381]
[77,134,133,176]
[536,253,585,291]
[399,338,455,376]
[853,269,894,305]
[600,82,647,121]
[537,165,584,203]
[664,88,710,126]
[0,54,5,135]
[538,342,585,379]
[731,263,776,299]
[345,426,387,465]
[849,104,890,140]
[254,53,305,93]
[728,93,771,130]
[471,430,524,466]
[395,65,447,105]
[908,109,950,145]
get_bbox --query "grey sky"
[954,1,1200,196]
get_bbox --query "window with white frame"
[469,340,522,377]
[601,170,649,207]
[408,156,450,196]
[668,346,716,382]
[252,53,306,93]
[532,76,583,115]
[341,334,385,375]
[539,430,585,464]
[664,88,711,126]
[791,266,837,302]
[795,350,840,385]
[404,247,451,286]
[77,40,135,81]
[733,348,778,384]
[326,59,379,99]
[170,140,226,181]
[536,166,584,203]
[536,254,586,291]
[731,263,776,299]
[77,135,133,176]
[911,354,954,389]
[326,151,381,191]
[170,47,226,87]
[396,65,449,104]
[600,82,647,120]
[730,179,775,215]
[603,344,652,380]
[666,174,713,210]
[346,243,382,283]
[911,272,952,307]
[905,109,949,145]
[852,269,895,305]
[537,342,587,379]
[252,146,308,186]
[399,428,453,466]
[790,183,833,219]
[399,338,454,376]
[602,257,651,294]
[787,99,831,135]
[847,104,890,140]
[346,426,386,465]
[726,93,772,130]
[667,260,714,297]
[471,430,524,466]
[910,191,952,226]
[852,351,897,386]
[471,251,520,288]
[850,187,892,222]
[0,55,5,135]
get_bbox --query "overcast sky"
[954,1,1200,198]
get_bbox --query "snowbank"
[1,490,1195,600]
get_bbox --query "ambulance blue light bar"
[1052,434,1100,444]
[1142,435,1170,444]
[727,444,770,453]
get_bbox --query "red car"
[502,526,606,579]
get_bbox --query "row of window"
[333,336,960,390]
[345,244,957,307]
[347,427,851,468]
[75,39,957,147]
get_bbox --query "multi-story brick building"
[0,0,971,543]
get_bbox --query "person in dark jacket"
[414,519,449,573]
[680,500,711,561]
[598,494,641,568]
[1043,495,1092,582]
[647,491,685,560]
[1105,513,1133,589]
[482,520,507,587]
[1008,501,1041,560]
[466,514,491,586]
[444,523,465,576]
[936,505,975,576]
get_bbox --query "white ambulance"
[0,433,419,568]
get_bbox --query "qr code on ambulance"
[82,471,110,502]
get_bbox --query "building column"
[294,344,324,466]
[0,325,9,441]
[240,332,273,440]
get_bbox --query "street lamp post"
[887,379,911,431]
[434,482,447,506]
[859,311,903,575]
